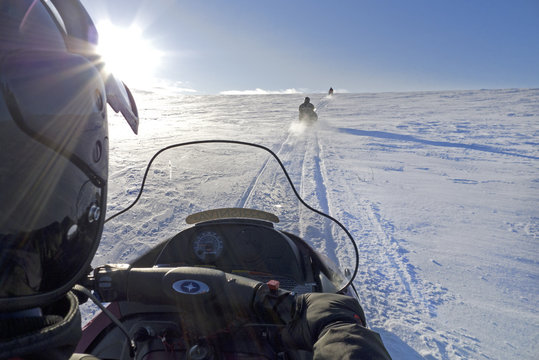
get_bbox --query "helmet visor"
[0,137,105,301]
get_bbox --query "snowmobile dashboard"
[154,218,316,293]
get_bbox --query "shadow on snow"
[338,128,538,160]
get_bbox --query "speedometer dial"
[193,230,223,262]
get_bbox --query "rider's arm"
[312,320,391,359]
[281,293,392,360]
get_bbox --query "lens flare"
[96,21,162,88]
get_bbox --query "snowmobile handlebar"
[90,264,295,333]
[92,264,266,306]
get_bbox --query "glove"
[253,285,296,325]
[255,291,391,359]
[280,293,367,351]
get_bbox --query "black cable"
[73,285,136,358]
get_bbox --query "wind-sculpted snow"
[84,89,539,360]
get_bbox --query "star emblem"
[181,281,200,293]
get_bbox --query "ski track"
[288,96,487,359]
[315,139,487,358]
[236,112,299,209]
[297,129,337,263]
[236,153,273,209]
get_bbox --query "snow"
[87,88,539,359]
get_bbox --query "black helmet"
[304,97,310,103]
[0,0,138,312]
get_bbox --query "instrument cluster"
[192,230,223,262]
[156,220,305,286]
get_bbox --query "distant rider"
[299,96,318,121]
[329,87,334,95]
[299,96,315,114]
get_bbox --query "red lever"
[267,280,280,291]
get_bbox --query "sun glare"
[96,21,162,88]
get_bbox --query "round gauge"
[193,230,223,262]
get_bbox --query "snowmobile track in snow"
[316,140,486,360]
[297,130,341,266]
[235,115,300,210]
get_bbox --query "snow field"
[88,88,538,359]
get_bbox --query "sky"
[80,0,539,94]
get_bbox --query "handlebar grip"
[93,265,267,310]
[93,264,132,302]
[93,265,173,303]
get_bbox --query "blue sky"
[81,0,539,94]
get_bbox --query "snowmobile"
[298,109,318,123]
[76,140,363,360]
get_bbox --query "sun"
[96,21,163,88]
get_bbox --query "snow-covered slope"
[89,88,538,359]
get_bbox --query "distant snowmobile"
[299,96,318,122]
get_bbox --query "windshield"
[101,140,359,292]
